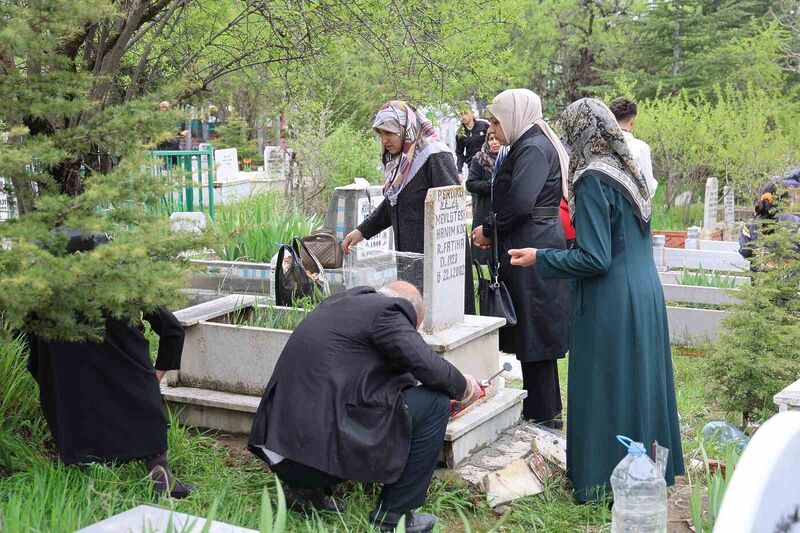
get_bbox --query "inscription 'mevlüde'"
[424,186,466,332]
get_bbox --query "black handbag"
[474,213,517,327]
[275,237,327,306]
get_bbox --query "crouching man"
[248,281,482,533]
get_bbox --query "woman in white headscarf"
[343,100,475,313]
[470,89,572,428]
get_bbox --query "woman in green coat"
[508,98,684,502]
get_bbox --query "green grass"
[650,188,704,231]
[211,193,321,264]
[0,332,762,532]
[675,267,740,289]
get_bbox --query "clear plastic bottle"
[610,436,668,533]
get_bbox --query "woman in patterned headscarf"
[343,100,474,313]
[507,98,685,502]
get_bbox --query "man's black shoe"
[369,510,436,533]
[284,486,347,513]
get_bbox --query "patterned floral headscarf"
[558,98,651,228]
[372,101,449,205]
[471,139,500,174]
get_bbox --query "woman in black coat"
[466,133,501,264]
[472,89,571,427]
[343,101,474,314]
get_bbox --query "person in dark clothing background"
[342,100,475,315]
[739,181,800,260]
[471,89,571,429]
[26,230,192,499]
[248,282,483,533]
[455,105,490,180]
[466,132,501,264]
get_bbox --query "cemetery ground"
[1,333,737,532]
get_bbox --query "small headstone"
[214,148,239,183]
[702,177,719,238]
[423,186,466,332]
[170,211,206,234]
[674,191,693,207]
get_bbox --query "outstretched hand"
[508,248,537,267]
[342,229,364,255]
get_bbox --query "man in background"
[609,97,658,198]
[455,104,490,181]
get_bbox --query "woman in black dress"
[472,89,571,427]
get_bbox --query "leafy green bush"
[214,111,261,165]
[321,122,382,190]
[634,86,800,205]
[211,193,321,263]
[706,222,800,424]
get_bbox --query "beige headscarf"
[487,89,570,200]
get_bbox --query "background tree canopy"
[1,0,799,339]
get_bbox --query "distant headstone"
[723,185,736,240]
[674,191,693,207]
[702,177,719,238]
[423,186,467,332]
[214,148,239,183]
[264,146,289,181]
[0,177,12,221]
[714,411,800,532]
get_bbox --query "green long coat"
[535,172,685,502]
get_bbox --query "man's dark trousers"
[271,386,451,513]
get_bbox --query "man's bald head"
[159,101,171,111]
[379,281,426,328]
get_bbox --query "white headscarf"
[487,89,570,201]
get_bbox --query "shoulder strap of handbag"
[292,236,324,273]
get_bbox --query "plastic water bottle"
[701,421,749,451]
[610,435,667,533]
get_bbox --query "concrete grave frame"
[162,295,525,466]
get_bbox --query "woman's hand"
[508,248,537,267]
[156,370,166,382]
[342,229,364,255]
[471,226,492,249]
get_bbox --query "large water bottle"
[610,435,668,533]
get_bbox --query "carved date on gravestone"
[423,186,467,332]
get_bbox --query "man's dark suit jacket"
[248,286,467,483]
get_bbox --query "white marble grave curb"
[75,505,258,533]
[774,378,800,412]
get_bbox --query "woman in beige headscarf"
[470,89,572,428]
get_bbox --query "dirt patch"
[668,477,695,532]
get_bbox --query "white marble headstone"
[423,186,466,332]
[714,410,800,532]
[723,186,735,226]
[702,177,719,237]
[214,148,239,183]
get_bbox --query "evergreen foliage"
[708,218,800,425]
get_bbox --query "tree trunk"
[671,0,681,95]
